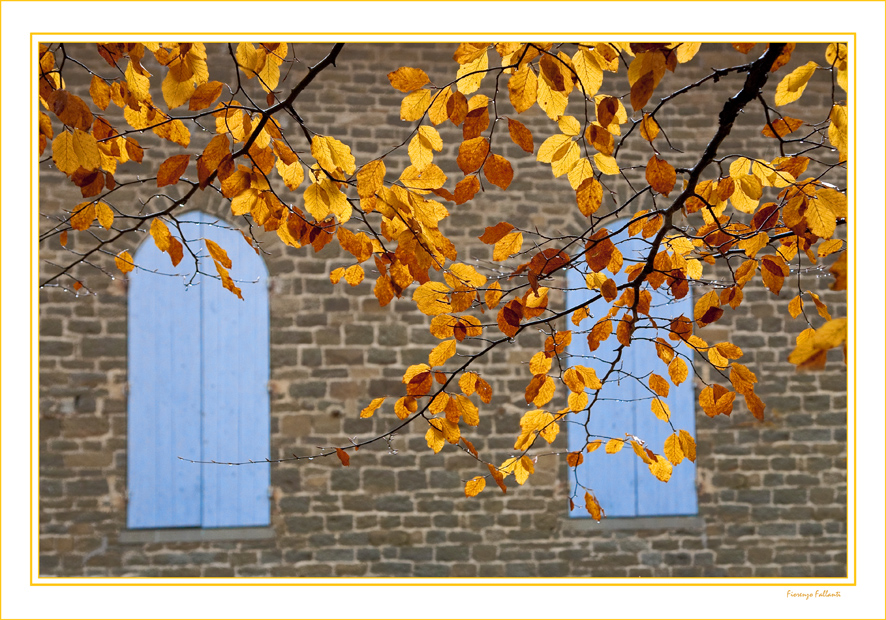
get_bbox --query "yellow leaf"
[586,440,602,453]
[533,376,556,407]
[828,105,848,162]
[605,438,624,454]
[648,455,673,482]
[400,89,432,121]
[395,396,418,420]
[805,196,837,239]
[807,291,832,321]
[774,61,818,106]
[508,65,537,113]
[429,339,456,367]
[668,357,688,386]
[360,397,386,419]
[514,455,535,485]
[329,267,345,284]
[493,231,523,261]
[311,135,356,176]
[413,281,452,316]
[464,476,486,497]
[125,60,151,102]
[95,202,114,230]
[537,134,572,163]
[150,218,172,252]
[648,373,670,398]
[276,159,304,191]
[388,66,430,92]
[651,398,670,422]
[485,281,503,309]
[344,264,364,286]
[568,390,588,412]
[162,73,196,110]
[425,420,445,453]
[115,250,135,274]
[593,153,620,175]
[584,491,605,520]
[71,128,101,171]
[631,440,654,464]
[664,433,684,465]
[678,429,697,462]
[675,42,702,64]
[788,295,804,319]
[456,49,488,94]
[51,131,79,176]
[572,48,602,96]
[529,351,552,375]
[536,75,568,119]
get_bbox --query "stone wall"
[38,42,847,577]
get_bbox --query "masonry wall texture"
[38,42,848,578]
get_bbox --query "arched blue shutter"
[566,222,697,518]
[127,211,270,529]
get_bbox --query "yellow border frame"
[28,33,857,590]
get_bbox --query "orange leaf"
[115,250,135,273]
[479,221,515,245]
[150,218,172,252]
[483,154,513,190]
[761,116,804,138]
[157,154,191,187]
[335,447,350,466]
[360,397,386,419]
[205,238,232,269]
[646,155,676,196]
[464,476,486,497]
[387,66,430,92]
[507,118,534,153]
[189,81,224,111]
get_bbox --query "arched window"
[565,221,697,518]
[127,211,270,529]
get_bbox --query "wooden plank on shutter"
[566,221,697,518]
[127,218,202,528]
[635,280,697,516]
[566,249,639,517]
[197,212,271,527]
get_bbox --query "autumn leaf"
[774,61,818,106]
[157,154,191,187]
[429,339,456,367]
[507,118,534,153]
[335,447,350,466]
[584,491,604,520]
[360,397,386,419]
[645,156,676,196]
[464,476,486,497]
[115,250,135,273]
[388,66,430,92]
[605,438,624,454]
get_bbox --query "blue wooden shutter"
[566,222,697,518]
[127,211,270,528]
[197,212,271,527]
